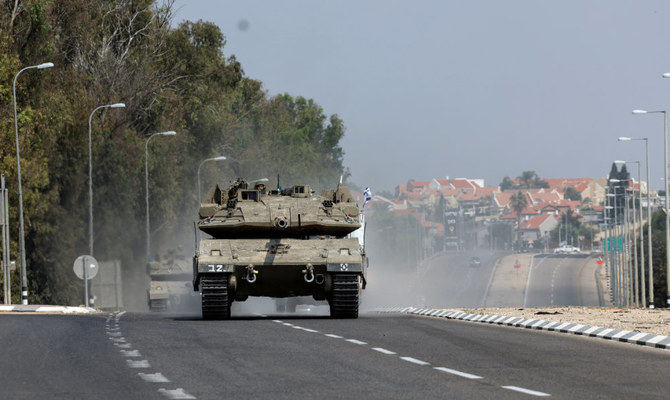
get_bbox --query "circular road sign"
[73,255,99,280]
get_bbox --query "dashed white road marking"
[110,312,196,398]
[126,359,151,368]
[434,367,482,380]
[120,349,141,357]
[325,334,343,339]
[372,347,397,355]
[158,388,196,399]
[502,386,551,397]
[138,372,170,383]
[400,357,430,366]
[272,313,552,398]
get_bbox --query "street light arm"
[633,109,665,115]
[618,136,648,142]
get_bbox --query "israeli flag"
[363,187,372,208]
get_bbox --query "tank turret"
[198,179,361,238]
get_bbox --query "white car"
[554,246,580,254]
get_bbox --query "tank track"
[201,275,231,320]
[330,273,360,318]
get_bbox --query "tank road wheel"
[201,275,231,320]
[330,274,360,319]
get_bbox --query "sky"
[171,1,670,193]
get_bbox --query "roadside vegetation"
[1,0,348,304]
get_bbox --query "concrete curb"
[374,307,670,350]
[0,305,98,314]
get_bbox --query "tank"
[147,248,195,312]
[193,178,367,319]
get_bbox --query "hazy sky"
[172,1,670,192]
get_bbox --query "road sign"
[74,255,98,308]
[73,255,99,280]
[596,255,605,265]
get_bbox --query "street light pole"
[608,182,623,306]
[88,103,125,257]
[660,72,670,307]
[619,135,653,307]
[605,198,616,305]
[145,131,176,262]
[13,61,54,305]
[197,156,227,205]
[615,160,643,307]
[631,110,666,308]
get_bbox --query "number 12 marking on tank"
[207,264,224,272]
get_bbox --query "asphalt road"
[371,251,602,310]
[2,311,670,399]
[0,252,658,399]
[365,251,499,310]
[524,254,599,307]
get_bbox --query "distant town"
[363,172,648,255]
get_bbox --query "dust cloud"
[361,227,501,311]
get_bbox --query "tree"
[517,171,537,189]
[502,170,549,190]
[500,176,515,191]
[516,170,548,188]
[510,191,528,245]
[510,191,528,218]
[564,186,582,201]
[0,1,351,306]
[550,209,595,248]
